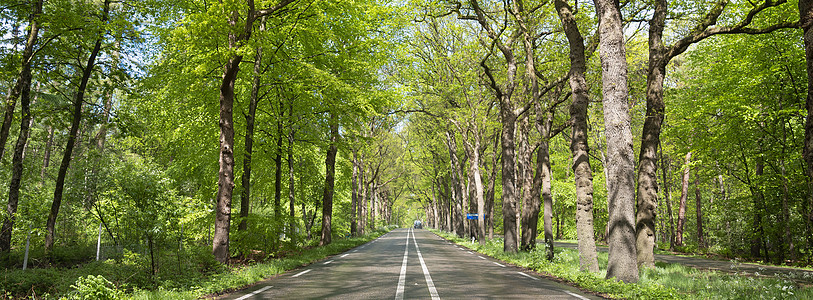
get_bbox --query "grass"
[433,230,813,300]
[1,226,395,299]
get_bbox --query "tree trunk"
[45,0,108,254]
[485,134,499,240]
[695,171,705,249]
[446,131,465,237]
[351,149,359,236]
[662,152,676,250]
[40,126,54,184]
[320,113,338,246]
[0,0,41,255]
[635,0,668,269]
[676,152,691,247]
[594,0,638,283]
[803,0,813,262]
[555,0,598,270]
[518,116,537,252]
[274,101,284,236]
[751,157,769,262]
[288,127,296,243]
[239,38,263,233]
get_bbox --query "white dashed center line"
[323,260,334,265]
[292,269,311,278]
[493,262,506,267]
[341,253,350,258]
[565,291,591,300]
[477,256,486,260]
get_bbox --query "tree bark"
[239,36,263,233]
[351,149,359,236]
[288,126,296,243]
[45,0,109,254]
[555,0,598,270]
[445,131,465,237]
[594,0,638,283]
[801,0,813,263]
[320,113,338,246]
[676,152,691,247]
[0,0,42,255]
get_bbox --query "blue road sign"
[466,213,478,220]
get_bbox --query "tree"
[0,0,42,255]
[801,0,813,255]
[635,0,797,267]
[554,0,599,270]
[211,0,295,264]
[45,0,111,254]
[593,0,638,283]
[320,113,338,246]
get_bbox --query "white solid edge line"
[395,228,410,300]
[234,285,273,300]
[411,228,440,300]
[517,272,539,281]
[493,262,506,267]
[564,290,591,300]
[292,269,311,278]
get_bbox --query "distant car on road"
[413,220,422,229]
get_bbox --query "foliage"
[434,230,813,299]
[0,226,393,299]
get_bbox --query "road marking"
[323,260,334,265]
[517,272,539,281]
[493,262,506,267]
[292,269,311,278]
[352,250,358,252]
[411,228,440,300]
[467,251,473,255]
[395,228,410,300]
[341,254,350,258]
[565,291,590,300]
[477,256,486,260]
[234,285,273,300]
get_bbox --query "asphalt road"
[222,228,600,299]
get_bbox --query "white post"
[96,222,102,261]
[22,226,31,270]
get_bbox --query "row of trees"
[3,0,813,289]
[405,0,809,284]
[0,0,411,271]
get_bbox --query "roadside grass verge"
[1,226,395,299]
[433,230,813,299]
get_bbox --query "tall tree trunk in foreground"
[800,0,813,263]
[320,113,338,246]
[636,0,795,268]
[239,37,263,233]
[676,152,691,247]
[45,0,109,254]
[555,0,598,270]
[212,0,294,264]
[470,0,520,253]
[0,0,42,255]
[594,0,638,283]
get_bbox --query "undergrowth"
[433,230,813,300]
[1,226,395,299]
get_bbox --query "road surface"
[223,228,600,299]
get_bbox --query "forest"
[1,0,812,298]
